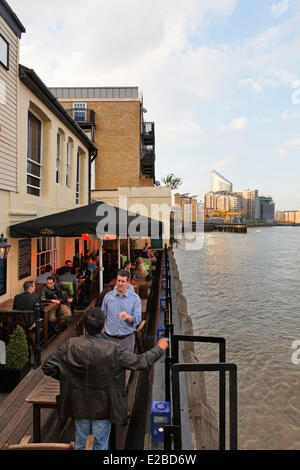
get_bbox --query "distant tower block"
[211,170,233,192]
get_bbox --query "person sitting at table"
[87,256,97,272]
[133,257,147,280]
[146,247,157,262]
[13,280,44,329]
[40,276,72,324]
[58,266,78,290]
[36,265,53,284]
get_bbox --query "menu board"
[0,259,6,295]
[18,239,31,280]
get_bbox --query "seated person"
[13,280,44,329]
[146,248,156,262]
[40,276,73,323]
[36,265,53,284]
[64,259,76,275]
[77,262,92,280]
[87,256,97,272]
[58,266,78,290]
[133,257,148,280]
[123,260,131,273]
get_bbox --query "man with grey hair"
[102,269,141,352]
[42,308,168,450]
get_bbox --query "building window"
[27,111,42,196]
[36,237,57,277]
[0,34,9,69]
[56,132,61,184]
[66,140,71,187]
[76,151,80,204]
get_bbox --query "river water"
[173,226,300,450]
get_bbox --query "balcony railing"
[141,149,155,179]
[66,108,95,125]
[142,122,155,145]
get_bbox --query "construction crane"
[204,209,244,223]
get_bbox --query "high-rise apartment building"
[204,191,242,212]
[211,170,233,193]
[236,190,260,221]
[259,196,275,223]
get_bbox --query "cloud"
[281,110,300,120]
[213,155,246,169]
[271,0,289,18]
[239,69,296,93]
[278,136,300,156]
[219,117,248,132]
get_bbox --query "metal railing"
[165,362,238,450]
[161,245,238,450]
[65,108,95,124]
[0,303,43,368]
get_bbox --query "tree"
[161,173,183,190]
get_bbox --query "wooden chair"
[4,434,95,450]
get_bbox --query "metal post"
[117,237,121,269]
[33,303,41,368]
[98,238,103,293]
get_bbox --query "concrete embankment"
[168,250,219,450]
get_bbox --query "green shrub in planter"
[5,325,29,369]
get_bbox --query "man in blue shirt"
[102,269,141,352]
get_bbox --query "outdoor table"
[26,376,60,442]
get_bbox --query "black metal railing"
[0,303,43,368]
[165,362,238,450]
[169,334,226,450]
[141,149,155,179]
[66,108,95,124]
[142,122,155,145]
[161,245,238,450]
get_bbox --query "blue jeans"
[75,419,111,450]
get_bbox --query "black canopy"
[9,201,162,239]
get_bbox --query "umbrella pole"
[118,237,121,269]
[128,237,130,262]
[98,238,103,293]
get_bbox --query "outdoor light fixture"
[0,233,11,260]
[81,233,90,241]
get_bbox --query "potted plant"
[0,325,30,393]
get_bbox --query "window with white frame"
[0,34,9,69]
[76,151,80,204]
[56,132,61,184]
[36,237,57,277]
[27,111,42,196]
[66,140,71,187]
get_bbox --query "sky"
[8,0,300,210]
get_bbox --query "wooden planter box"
[0,362,31,393]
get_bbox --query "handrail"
[170,334,226,449]
[0,304,42,368]
[167,362,238,450]
[162,246,237,450]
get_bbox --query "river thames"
[173,226,300,450]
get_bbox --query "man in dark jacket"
[13,280,44,329]
[42,308,168,450]
[40,276,72,322]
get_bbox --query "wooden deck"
[0,324,77,449]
